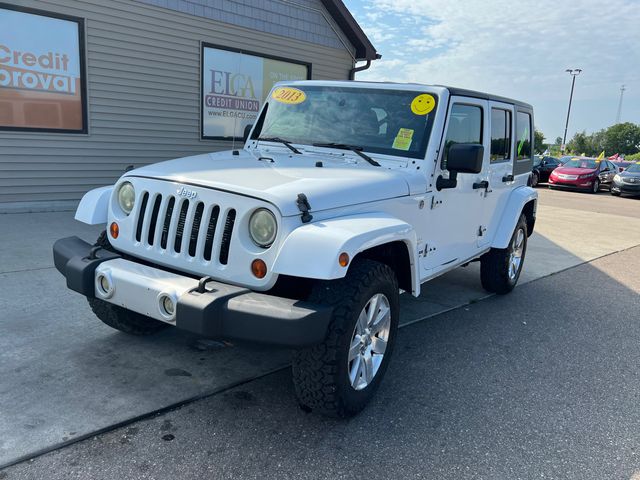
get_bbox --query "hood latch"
[296,193,313,223]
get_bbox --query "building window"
[201,44,310,140]
[490,108,511,162]
[442,103,482,169]
[0,4,87,133]
[516,111,532,160]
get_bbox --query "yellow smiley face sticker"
[411,94,436,115]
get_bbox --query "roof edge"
[320,0,379,61]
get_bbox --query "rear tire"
[531,171,539,187]
[292,259,399,418]
[480,214,528,295]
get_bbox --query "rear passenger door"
[481,102,515,247]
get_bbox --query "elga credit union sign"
[201,45,309,139]
[0,6,86,132]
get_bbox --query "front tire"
[88,298,169,335]
[292,259,399,418]
[480,214,528,294]
[590,179,600,194]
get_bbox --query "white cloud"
[351,0,640,139]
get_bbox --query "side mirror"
[436,144,484,190]
[447,144,484,173]
[242,124,253,142]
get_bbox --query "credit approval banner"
[0,6,85,131]
[202,45,308,139]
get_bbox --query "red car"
[548,157,617,193]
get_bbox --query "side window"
[442,104,483,169]
[515,111,532,160]
[490,108,511,162]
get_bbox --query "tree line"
[535,122,640,159]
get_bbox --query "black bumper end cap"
[177,288,333,348]
[53,236,120,297]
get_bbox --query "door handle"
[473,180,489,190]
[502,174,514,182]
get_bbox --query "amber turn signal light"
[109,222,119,239]
[251,259,267,279]
[338,252,349,267]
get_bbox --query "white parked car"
[54,81,537,417]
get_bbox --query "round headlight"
[117,181,135,215]
[249,209,277,247]
[614,174,622,182]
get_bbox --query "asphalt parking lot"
[1,187,639,479]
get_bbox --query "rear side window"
[490,108,512,162]
[515,111,532,160]
[442,104,483,169]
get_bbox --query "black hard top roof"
[442,86,533,110]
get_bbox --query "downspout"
[349,54,381,80]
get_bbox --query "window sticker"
[410,94,436,115]
[517,125,529,156]
[392,128,414,150]
[271,87,306,104]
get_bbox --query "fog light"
[110,222,119,239]
[96,274,112,297]
[251,259,267,279]
[161,296,175,316]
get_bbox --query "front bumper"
[611,181,640,195]
[548,177,595,190]
[53,236,332,347]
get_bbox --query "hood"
[621,170,640,178]
[553,167,598,176]
[125,149,413,217]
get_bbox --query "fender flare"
[74,186,113,225]
[272,212,420,295]
[491,186,537,249]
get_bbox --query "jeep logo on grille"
[177,186,197,199]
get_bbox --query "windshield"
[626,163,640,173]
[254,85,438,159]
[533,155,542,166]
[562,158,598,169]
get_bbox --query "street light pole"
[561,68,582,153]
[615,84,626,124]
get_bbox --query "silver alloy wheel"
[347,293,391,391]
[592,179,599,193]
[508,228,525,281]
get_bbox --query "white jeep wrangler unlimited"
[54,81,537,417]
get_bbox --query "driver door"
[421,97,490,275]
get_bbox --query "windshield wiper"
[312,143,380,167]
[257,137,301,154]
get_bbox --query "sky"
[343,0,640,144]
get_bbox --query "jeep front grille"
[133,192,236,264]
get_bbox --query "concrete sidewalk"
[1,189,639,467]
